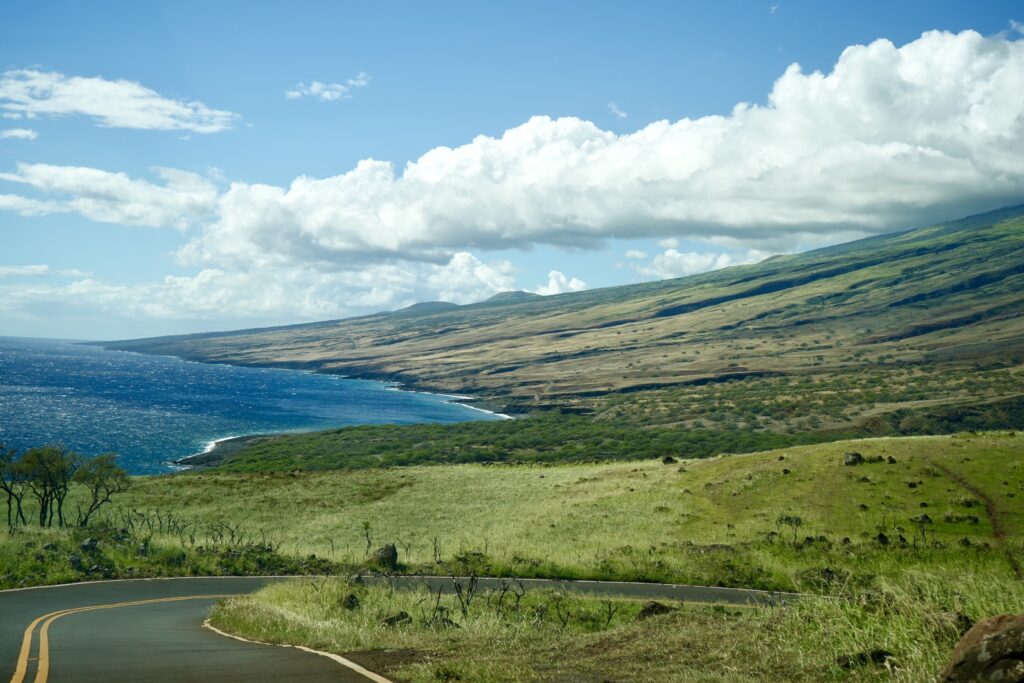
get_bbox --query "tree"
[0,444,28,527]
[18,445,80,527]
[74,453,129,527]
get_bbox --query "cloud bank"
[0,69,238,132]
[0,128,38,140]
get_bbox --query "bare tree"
[0,444,28,527]
[74,453,129,527]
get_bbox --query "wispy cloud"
[0,69,238,133]
[0,264,49,277]
[0,128,38,140]
[607,101,627,119]
[0,163,218,228]
[769,4,780,15]
[285,72,371,101]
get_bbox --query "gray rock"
[637,601,674,620]
[940,614,1024,682]
[844,452,865,466]
[382,611,411,627]
[372,544,399,570]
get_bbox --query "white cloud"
[0,69,238,132]
[172,29,1024,273]
[0,163,218,228]
[608,101,627,119]
[0,264,49,277]
[532,270,587,296]
[624,249,647,259]
[285,73,371,101]
[0,128,38,140]
[425,252,516,303]
[635,249,770,279]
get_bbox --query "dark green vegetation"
[0,444,128,528]
[207,391,1024,472]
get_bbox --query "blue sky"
[1,1,1022,339]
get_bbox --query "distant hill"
[484,291,543,304]
[106,205,1024,423]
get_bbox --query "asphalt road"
[1,576,800,682]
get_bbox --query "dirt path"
[929,460,1023,581]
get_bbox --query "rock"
[80,538,99,553]
[42,543,57,552]
[875,532,890,546]
[782,468,791,475]
[844,452,865,466]
[887,456,897,464]
[68,553,84,570]
[836,649,895,668]
[939,614,1024,682]
[662,456,678,465]
[959,538,972,547]
[372,544,399,570]
[841,537,852,545]
[911,514,933,525]
[382,611,411,627]
[340,593,360,610]
[637,601,674,620]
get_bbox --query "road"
[2,576,799,682]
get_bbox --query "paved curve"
[2,576,800,682]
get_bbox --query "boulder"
[340,593,360,610]
[844,452,865,466]
[939,614,1024,682]
[372,544,399,570]
[637,601,674,620]
[382,611,411,627]
[80,538,99,553]
[836,649,894,669]
[662,456,678,465]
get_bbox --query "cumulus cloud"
[0,69,238,132]
[0,163,218,228]
[425,252,516,303]
[285,73,371,101]
[0,128,37,140]
[169,30,1024,272]
[635,249,771,279]
[532,270,587,295]
[624,249,647,259]
[0,264,49,277]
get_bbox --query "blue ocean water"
[0,337,499,474]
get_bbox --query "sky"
[0,1,1022,340]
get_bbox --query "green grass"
[5,432,1023,680]
[210,569,1024,682]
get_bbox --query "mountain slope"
[107,205,1024,416]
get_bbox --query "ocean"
[0,336,500,474]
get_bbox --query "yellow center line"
[10,594,232,683]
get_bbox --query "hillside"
[5,434,1021,680]
[106,206,1024,425]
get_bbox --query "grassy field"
[4,432,1023,680]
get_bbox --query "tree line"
[0,443,129,528]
